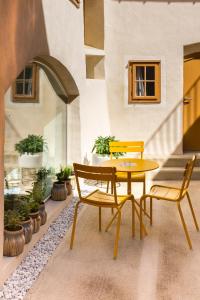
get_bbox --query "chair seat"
[149,185,181,201]
[116,171,145,182]
[83,190,131,206]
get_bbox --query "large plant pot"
[3,225,25,257]
[29,211,41,234]
[65,179,72,195]
[92,154,110,166]
[20,217,33,244]
[18,153,43,168]
[51,182,67,201]
[39,202,47,225]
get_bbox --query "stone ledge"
[0,195,72,286]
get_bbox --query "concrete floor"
[25,181,200,300]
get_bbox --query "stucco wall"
[103,0,200,156]
[42,0,85,164]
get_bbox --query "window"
[12,63,39,103]
[128,61,160,103]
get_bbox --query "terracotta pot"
[65,179,72,195]
[3,225,25,257]
[51,182,67,201]
[29,211,41,233]
[39,202,47,225]
[20,217,33,244]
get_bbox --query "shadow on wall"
[145,71,200,156]
[145,100,183,156]
[0,0,49,92]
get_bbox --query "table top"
[101,158,159,173]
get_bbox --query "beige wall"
[42,0,85,163]
[102,1,200,156]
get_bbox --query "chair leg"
[150,197,153,226]
[99,207,102,232]
[70,201,81,249]
[106,181,109,193]
[140,196,147,240]
[131,199,135,237]
[113,209,121,259]
[177,203,192,250]
[143,180,146,212]
[186,192,199,231]
[134,204,148,236]
[105,203,124,232]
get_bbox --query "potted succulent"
[17,200,33,244]
[4,210,25,257]
[32,180,47,225]
[15,134,47,168]
[51,168,67,201]
[91,136,123,165]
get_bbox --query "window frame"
[128,60,161,104]
[12,63,39,103]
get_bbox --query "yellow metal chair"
[108,141,146,195]
[70,163,135,259]
[140,155,199,249]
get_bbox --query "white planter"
[92,154,110,166]
[18,153,43,168]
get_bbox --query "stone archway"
[33,55,79,104]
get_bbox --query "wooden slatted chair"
[108,141,146,196]
[70,163,135,259]
[140,155,199,249]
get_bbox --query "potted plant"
[27,192,41,234]
[91,136,123,165]
[36,167,52,199]
[56,166,73,195]
[4,210,25,257]
[17,200,33,244]
[51,168,67,201]
[15,134,47,168]
[32,180,47,225]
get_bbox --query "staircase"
[150,154,200,180]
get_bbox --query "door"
[183,58,200,151]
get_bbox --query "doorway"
[183,58,200,151]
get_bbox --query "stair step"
[153,167,200,180]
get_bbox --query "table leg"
[127,172,131,195]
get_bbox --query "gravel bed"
[0,195,84,300]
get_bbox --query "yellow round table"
[101,158,159,194]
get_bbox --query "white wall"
[103,0,200,156]
[42,0,86,163]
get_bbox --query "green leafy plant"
[17,201,31,222]
[24,191,40,213]
[4,194,27,211]
[4,210,21,231]
[56,166,72,182]
[15,134,47,155]
[29,201,40,213]
[36,167,51,181]
[32,180,46,204]
[92,136,124,158]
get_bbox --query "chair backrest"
[180,155,196,198]
[73,163,119,205]
[109,141,144,159]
